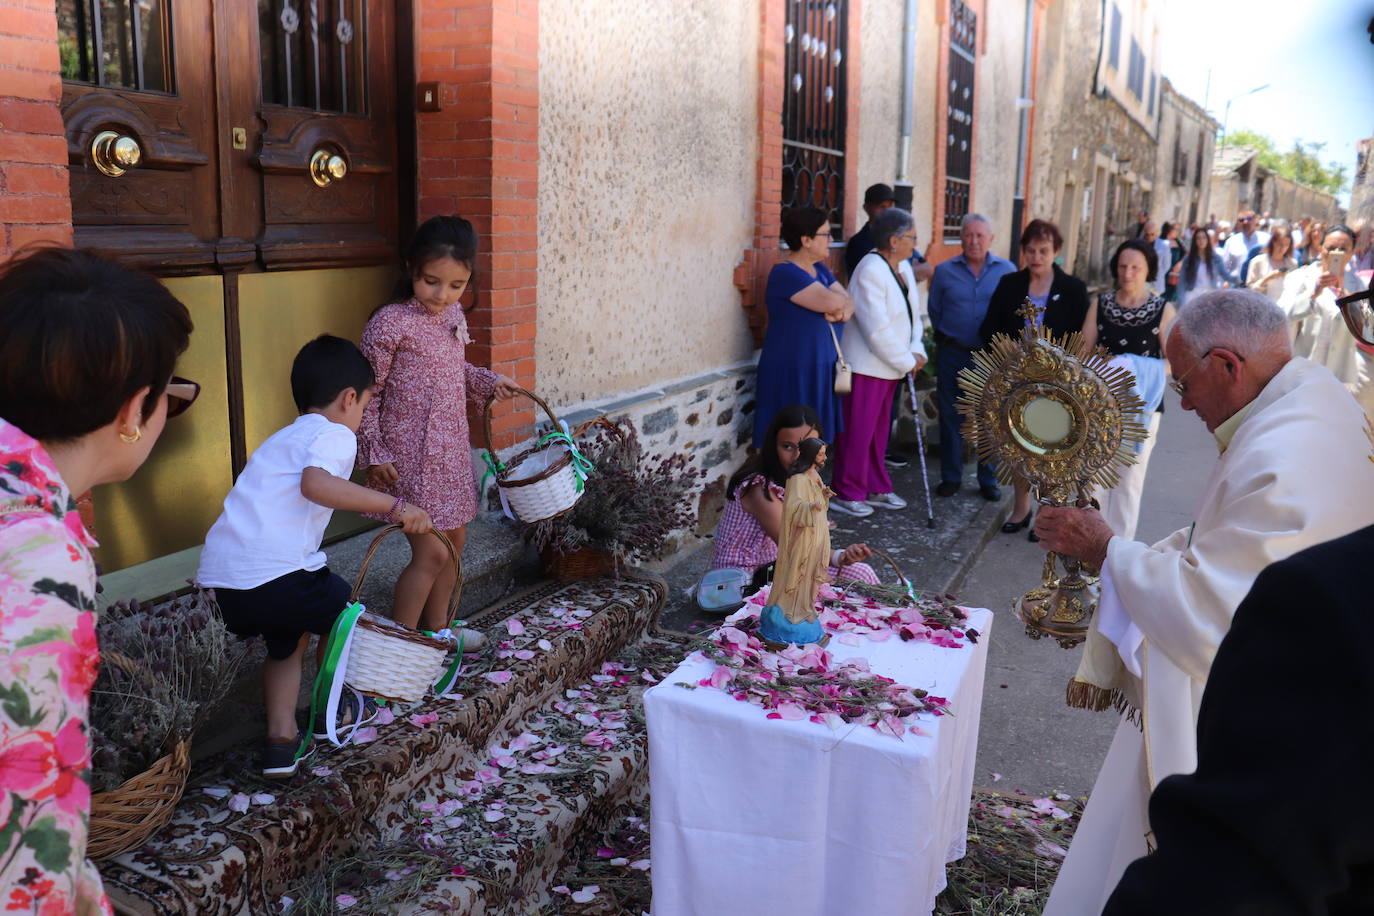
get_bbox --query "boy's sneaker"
[263,730,312,779]
[312,692,381,741]
[866,492,908,510]
[884,455,911,469]
[830,498,875,518]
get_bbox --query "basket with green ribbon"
[311,526,469,745]
[481,387,592,523]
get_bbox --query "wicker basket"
[541,545,618,581]
[89,735,191,861]
[343,526,463,703]
[484,387,585,523]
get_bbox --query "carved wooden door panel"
[58,0,400,274]
[58,0,220,273]
[243,0,398,269]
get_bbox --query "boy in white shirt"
[198,335,432,777]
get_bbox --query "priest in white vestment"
[1277,224,1372,419]
[1034,289,1374,914]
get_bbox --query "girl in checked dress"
[358,216,519,637]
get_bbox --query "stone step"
[277,631,691,916]
[98,572,667,915]
[189,513,541,765]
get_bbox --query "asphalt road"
[962,388,1215,797]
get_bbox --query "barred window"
[781,0,849,233]
[58,0,173,92]
[1107,4,1121,70]
[942,0,976,239]
[258,0,368,114]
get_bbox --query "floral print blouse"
[0,418,111,915]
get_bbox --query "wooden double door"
[58,0,412,275]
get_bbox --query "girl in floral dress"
[0,249,195,914]
[359,217,519,634]
[711,404,880,588]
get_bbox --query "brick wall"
[0,0,71,261]
[415,0,538,450]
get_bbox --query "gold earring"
[119,426,143,444]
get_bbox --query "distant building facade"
[1029,0,1163,284]
[1210,146,1341,224]
[1150,78,1217,230]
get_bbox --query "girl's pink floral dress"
[0,418,112,916]
[358,299,498,530]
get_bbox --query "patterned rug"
[99,572,666,916]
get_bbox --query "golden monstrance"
[957,300,1146,647]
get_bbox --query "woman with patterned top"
[712,404,879,588]
[0,248,196,915]
[1080,239,1177,540]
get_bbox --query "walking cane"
[906,374,936,529]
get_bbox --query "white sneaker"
[830,498,875,518]
[866,492,908,510]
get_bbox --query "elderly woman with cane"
[0,248,197,911]
[828,207,927,518]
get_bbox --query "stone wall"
[483,362,758,544]
[1030,0,1157,285]
[536,0,759,407]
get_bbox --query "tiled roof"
[1212,145,1257,176]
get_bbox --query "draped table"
[645,606,993,916]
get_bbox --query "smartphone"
[1325,247,1350,277]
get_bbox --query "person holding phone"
[1278,224,1371,409]
[1244,219,1298,303]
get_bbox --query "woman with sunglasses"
[0,247,195,912]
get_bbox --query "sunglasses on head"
[165,376,200,418]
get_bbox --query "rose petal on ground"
[409,712,439,727]
[553,886,570,895]
[570,886,600,903]
[611,857,629,866]
[202,787,230,799]
[372,706,395,726]
[537,638,553,652]
[482,808,507,822]
[311,766,333,777]
[483,670,514,684]
[228,793,250,813]
[596,846,616,858]
[336,893,358,908]
[513,649,536,660]
[629,859,651,871]
[250,792,276,806]
[351,726,379,745]
[505,618,526,636]
[991,772,1003,782]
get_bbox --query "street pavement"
[964,387,1214,797]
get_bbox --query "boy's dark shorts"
[213,567,350,660]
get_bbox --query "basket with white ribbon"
[310,526,470,745]
[481,387,592,523]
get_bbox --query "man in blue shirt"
[926,213,1016,500]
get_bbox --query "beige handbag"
[828,323,853,395]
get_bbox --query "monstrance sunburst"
[957,299,1146,647]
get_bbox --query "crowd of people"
[4,181,1374,911]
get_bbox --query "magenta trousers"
[831,373,899,501]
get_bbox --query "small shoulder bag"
[828,323,853,395]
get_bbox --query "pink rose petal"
[228,792,250,813]
[505,618,526,635]
[483,670,514,684]
[336,894,358,908]
[351,726,379,745]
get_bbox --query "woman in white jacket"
[829,207,927,517]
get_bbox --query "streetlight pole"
[1220,83,1270,147]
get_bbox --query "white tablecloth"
[646,608,992,916]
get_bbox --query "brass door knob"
[91,130,142,177]
[309,148,348,187]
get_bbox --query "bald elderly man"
[1034,289,1374,913]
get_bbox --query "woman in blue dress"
[752,206,855,447]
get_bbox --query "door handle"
[309,148,348,187]
[91,130,142,177]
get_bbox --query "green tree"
[1222,128,1348,196]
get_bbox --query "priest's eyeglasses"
[1169,348,1244,397]
[1336,288,1374,348]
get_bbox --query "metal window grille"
[259,0,368,114]
[942,0,976,239]
[1148,72,1156,115]
[781,0,849,234]
[57,0,173,92]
